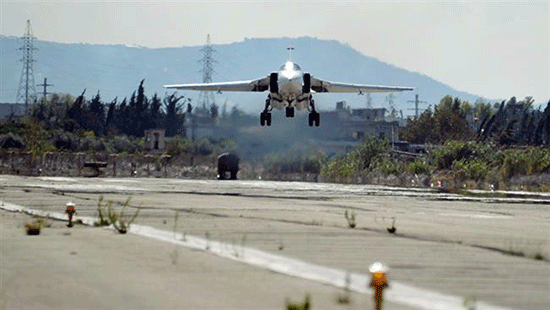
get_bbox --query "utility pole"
[16,19,38,113]
[37,78,53,100]
[407,94,427,118]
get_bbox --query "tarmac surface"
[1,175,549,309]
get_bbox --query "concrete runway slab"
[1,175,549,309]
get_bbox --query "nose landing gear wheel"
[285,107,295,118]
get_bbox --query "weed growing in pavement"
[107,197,139,234]
[387,217,397,234]
[462,296,477,310]
[336,294,351,305]
[205,231,211,250]
[344,210,356,228]
[94,196,110,226]
[278,239,285,251]
[25,218,42,235]
[238,234,247,257]
[173,211,179,239]
[170,248,178,265]
[95,196,139,233]
[285,293,311,310]
[336,273,352,304]
[170,211,180,265]
[174,210,187,242]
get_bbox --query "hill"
[1,36,481,115]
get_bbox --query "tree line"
[30,80,188,138]
[400,95,550,146]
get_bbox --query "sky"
[1,0,549,103]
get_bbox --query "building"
[144,129,166,151]
[316,101,402,143]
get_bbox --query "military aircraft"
[164,48,413,127]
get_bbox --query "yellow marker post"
[369,262,389,310]
[65,202,76,227]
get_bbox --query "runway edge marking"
[1,202,515,310]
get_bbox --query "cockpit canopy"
[279,61,301,72]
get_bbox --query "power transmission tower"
[37,78,53,100]
[197,34,217,115]
[16,19,38,113]
[385,93,397,117]
[407,94,427,118]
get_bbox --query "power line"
[15,19,38,113]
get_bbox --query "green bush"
[321,137,389,180]
[165,136,189,157]
[406,159,432,175]
[321,155,356,179]
[452,158,490,181]
[110,136,140,154]
[54,132,79,151]
[377,157,405,176]
[500,150,530,179]
[263,144,327,174]
[0,132,25,149]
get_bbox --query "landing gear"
[260,97,272,126]
[285,106,295,118]
[260,111,271,126]
[308,98,320,127]
[308,112,320,127]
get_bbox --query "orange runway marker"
[65,202,76,227]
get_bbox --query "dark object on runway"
[217,153,239,180]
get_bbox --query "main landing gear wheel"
[308,112,320,127]
[260,111,272,126]
[285,107,295,118]
[261,97,272,126]
[307,97,320,127]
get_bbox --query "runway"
[1,175,549,309]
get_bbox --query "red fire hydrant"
[66,202,76,227]
[369,262,389,310]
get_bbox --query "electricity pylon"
[16,19,38,112]
[197,34,217,115]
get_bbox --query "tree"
[149,93,163,130]
[66,89,86,129]
[105,98,118,136]
[164,92,186,137]
[400,96,475,144]
[87,91,106,136]
[134,79,148,136]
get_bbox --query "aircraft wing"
[310,77,413,93]
[164,76,270,92]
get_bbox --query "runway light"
[65,202,76,227]
[369,262,389,310]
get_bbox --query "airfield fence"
[0,151,218,178]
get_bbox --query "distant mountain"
[1,36,481,115]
